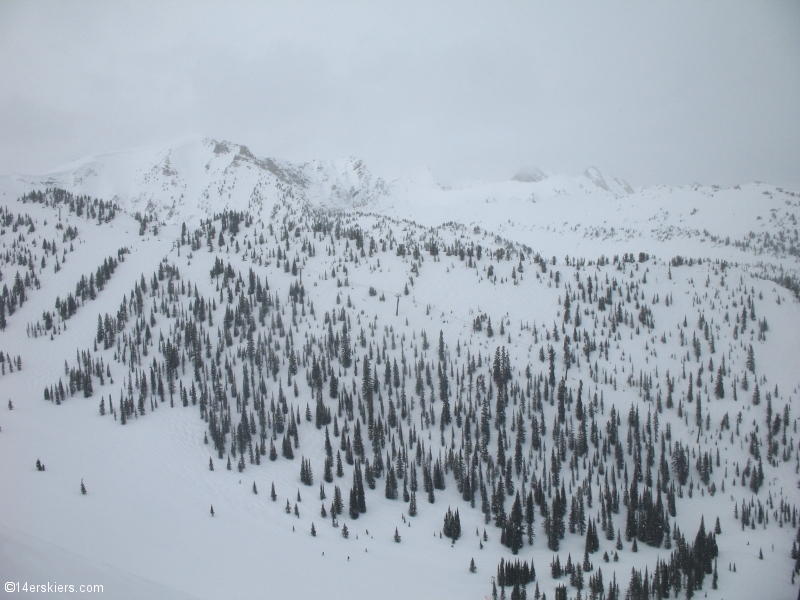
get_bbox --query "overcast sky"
[0,1,798,187]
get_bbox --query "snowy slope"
[2,138,797,282]
[0,138,389,225]
[0,142,799,600]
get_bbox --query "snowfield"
[0,139,799,600]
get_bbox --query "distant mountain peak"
[512,167,547,183]
[583,166,610,191]
[583,166,633,195]
[0,137,395,223]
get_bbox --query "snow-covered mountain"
[0,138,391,223]
[0,139,799,600]
[5,138,797,279]
[512,167,548,183]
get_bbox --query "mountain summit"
[511,167,548,183]
[0,138,390,223]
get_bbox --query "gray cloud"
[0,1,798,187]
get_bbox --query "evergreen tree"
[503,492,524,554]
[442,506,462,541]
[332,485,344,517]
[586,518,600,553]
[525,491,535,545]
[336,451,344,477]
[269,440,278,461]
[349,486,360,519]
[712,559,718,589]
[340,323,352,369]
[695,391,703,427]
[714,367,725,399]
[409,491,418,516]
[385,465,398,499]
[746,345,755,373]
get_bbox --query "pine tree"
[409,491,418,516]
[271,482,277,501]
[336,451,344,477]
[746,345,755,373]
[355,462,366,513]
[342,523,349,538]
[712,558,718,589]
[715,367,724,399]
[74,361,91,398]
[96,314,104,344]
[210,504,214,516]
[385,465,398,499]
[80,479,87,495]
[331,485,344,517]
[340,323,352,369]
[269,440,277,461]
[504,492,524,554]
[394,527,401,543]
[586,518,600,553]
[209,457,214,471]
[443,506,462,542]
[362,356,373,423]
[349,487,360,519]
[252,481,258,494]
[695,391,703,427]
[607,573,620,600]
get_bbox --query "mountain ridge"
[1,138,798,285]
[0,138,644,225]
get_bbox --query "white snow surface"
[0,140,799,600]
